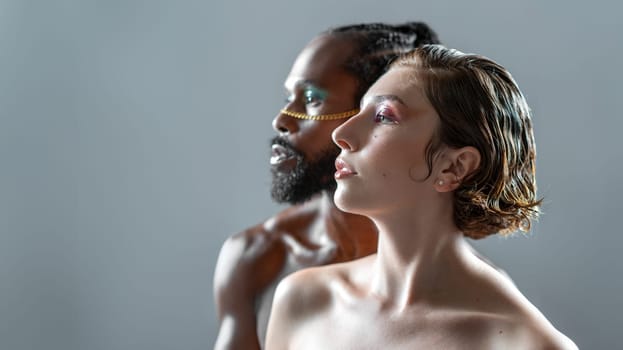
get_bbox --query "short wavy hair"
[391,45,541,239]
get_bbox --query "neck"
[367,197,471,311]
[314,191,378,261]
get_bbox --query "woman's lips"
[335,158,356,179]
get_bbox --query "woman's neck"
[367,201,470,311]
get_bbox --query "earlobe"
[434,178,454,193]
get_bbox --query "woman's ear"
[434,146,481,192]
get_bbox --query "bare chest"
[287,306,500,350]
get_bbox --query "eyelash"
[284,93,323,107]
[373,107,398,125]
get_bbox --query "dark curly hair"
[325,22,440,104]
[391,45,541,239]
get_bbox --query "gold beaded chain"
[280,108,360,121]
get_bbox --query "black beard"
[270,136,340,205]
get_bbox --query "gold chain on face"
[280,108,360,121]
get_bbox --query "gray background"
[1,0,620,349]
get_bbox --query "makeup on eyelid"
[284,83,328,105]
[303,85,328,104]
[373,104,400,124]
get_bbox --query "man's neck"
[313,191,378,262]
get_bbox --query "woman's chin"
[334,193,365,215]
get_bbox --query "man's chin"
[270,158,298,174]
[270,179,313,205]
[270,179,336,205]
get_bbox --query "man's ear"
[434,146,481,192]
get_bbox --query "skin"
[265,68,578,349]
[213,34,378,350]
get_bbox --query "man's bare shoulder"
[214,200,323,296]
[214,223,283,299]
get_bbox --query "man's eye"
[304,91,323,106]
[305,95,320,104]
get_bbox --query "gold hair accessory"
[280,108,359,121]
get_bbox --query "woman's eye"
[374,112,397,125]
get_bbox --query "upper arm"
[213,235,255,318]
[213,235,262,350]
[213,231,287,350]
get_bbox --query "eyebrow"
[284,79,319,90]
[361,94,407,109]
[285,80,328,96]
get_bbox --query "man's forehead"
[287,36,353,78]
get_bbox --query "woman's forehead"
[364,68,427,108]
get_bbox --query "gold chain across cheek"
[280,108,360,121]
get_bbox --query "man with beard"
[213,22,440,350]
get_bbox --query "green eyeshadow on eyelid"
[304,86,328,100]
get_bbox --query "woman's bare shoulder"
[271,256,372,320]
[473,272,577,348]
[474,311,578,350]
[446,254,577,349]
[275,256,371,308]
[266,258,369,348]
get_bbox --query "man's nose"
[272,110,300,134]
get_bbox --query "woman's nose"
[332,118,357,152]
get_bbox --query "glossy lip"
[335,157,357,179]
[270,144,294,165]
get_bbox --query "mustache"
[270,136,304,158]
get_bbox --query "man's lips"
[335,158,356,179]
[270,144,295,165]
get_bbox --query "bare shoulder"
[474,310,578,350]
[213,208,312,350]
[271,256,373,321]
[272,263,342,318]
[266,262,350,349]
[498,280,577,349]
[442,253,578,350]
[459,263,577,349]
[213,222,286,302]
[213,202,320,303]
